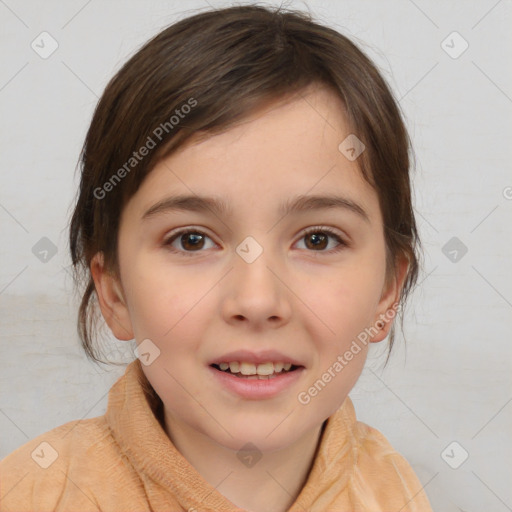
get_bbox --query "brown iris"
[180,232,205,251]
[304,232,328,250]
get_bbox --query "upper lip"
[208,349,305,367]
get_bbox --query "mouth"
[210,361,303,380]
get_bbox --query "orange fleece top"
[0,360,433,511]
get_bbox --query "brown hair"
[69,4,420,367]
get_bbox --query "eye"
[296,226,347,253]
[162,226,348,257]
[163,228,216,255]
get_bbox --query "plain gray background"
[1,1,511,510]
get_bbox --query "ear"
[90,252,134,341]
[369,255,409,343]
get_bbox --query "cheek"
[299,270,376,415]
[122,253,213,341]
[305,262,384,335]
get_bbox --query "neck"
[163,413,325,512]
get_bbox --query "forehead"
[182,83,349,159]
[125,84,380,224]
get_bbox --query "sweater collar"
[106,359,357,511]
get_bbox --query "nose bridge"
[234,236,280,296]
[223,235,291,324]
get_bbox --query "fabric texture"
[0,360,433,511]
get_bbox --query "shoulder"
[349,419,433,511]
[0,415,117,511]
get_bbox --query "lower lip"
[208,366,305,400]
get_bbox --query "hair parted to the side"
[69,4,421,367]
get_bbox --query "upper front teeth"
[218,361,292,375]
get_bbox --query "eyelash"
[162,226,348,257]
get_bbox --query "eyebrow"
[142,193,370,223]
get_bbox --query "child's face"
[95,84,404,452]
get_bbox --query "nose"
[221,246,292,329]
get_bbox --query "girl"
[0,5,433,511]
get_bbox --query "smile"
[209,362,305,399]
[211,361,299,379]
